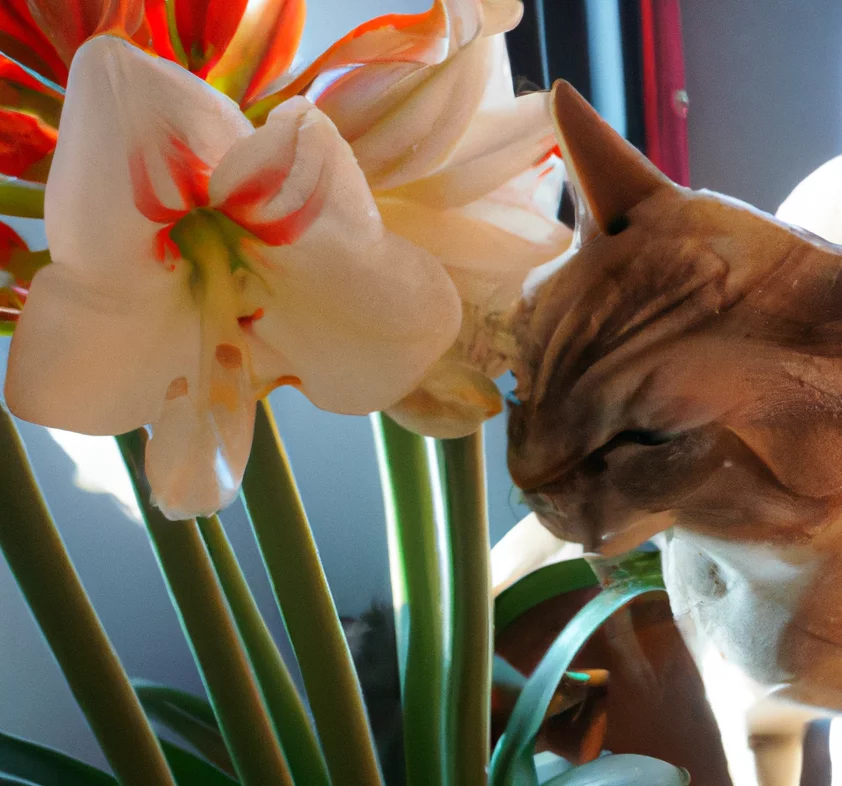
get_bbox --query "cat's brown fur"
[506,81,842,786]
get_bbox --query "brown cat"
[506,81,842,786]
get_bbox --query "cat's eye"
[605,215,630,236]
[611,429,675,447]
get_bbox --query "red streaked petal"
[244,0,451,118]
[0,0,67,84]
[0,221,28,266]
[25,0,146,64]
[174,0,248,77]
[0,108,57,177]
[143,0,178,62]
[208,0,305,106]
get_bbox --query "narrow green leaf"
[542,754,690,785]
[0,730,116,786]
[132,682,217,728]
[489,567,666,786]
[0,406,175,786]
[132,681,233,775]
[437,431,492,786]
[197,516,330,786]
[159,741,239,786]
[494,560,599,635]
[241,401,383,786]
[116,430,293,786]
[371,414,446,786]
[0,775,38,785]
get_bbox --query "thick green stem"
[437,430,492,786]
[371,413,446,786]
[242,399,383,786]
[116,431,292,786]
[0,177,44,219]
[197,515,330,786]
[0,406,175,786]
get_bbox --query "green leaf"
[159,741,239,786]
[489,556,666,786]
[534,752,572,784]
[0,730,116,786]
[132,681,218,729]
[494,559,599,635]
[371,414,446,786]
[541,754,690,785]
[132,681,233,775]
[0,776,39,785]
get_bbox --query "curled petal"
[25,0,146,64]
[0,0,67,84]
[777,155,842,243]
[316,36,494,190]
[5,261,198,434]
[245,0,450,116]
[480,0,523,36]
[209,98,463,414]
[378,177,570,282]
[386,354,502,439]
[173,0,248,77]
[0,108,57,178]
[46,36,251,283]
[209,0,305,105]
[384,90,557,209]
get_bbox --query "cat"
[506,80,842,786]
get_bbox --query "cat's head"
[507,82,842,555]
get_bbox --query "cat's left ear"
[551,80,674,241]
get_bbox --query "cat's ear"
[551,80,673,241]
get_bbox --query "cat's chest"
[659,529,825,692]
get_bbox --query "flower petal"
[146,333,255,520]
[386,354,502,439]
[5,261,198,434]
[383,90,557,209]
[480,0,523,36]
[777,155,842,243]
[377,166,570,284]
[173,0,248,77]
[208,0,305,105]
[0,108,56,178]
[209,98,462,414]
[316,36,494,190]
[46,35,251,285]
[244,0,451,114]
[0,0,67,84]
[25,0,146,64]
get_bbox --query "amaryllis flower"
[0,0,522,182]
[309,9,572,437]
[4,35,461,519]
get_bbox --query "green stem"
[0,177,44,219]
[371,413,446,786]
[116,430,292,786]
[241,399,383,786]
[0,406,175,786]
[197,515,330,786]
[437,430,492,786]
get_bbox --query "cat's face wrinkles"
[507,83,842,556]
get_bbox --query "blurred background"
[2,0,842,770]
